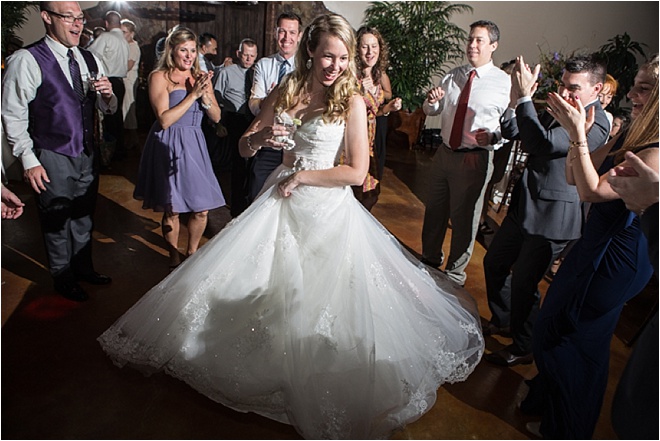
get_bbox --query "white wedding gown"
[99,114,484,439]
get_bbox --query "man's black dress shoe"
[478,221,495,235]
[420,258,442,269]
[55,281,89,302]
[76,272,112,285]
[484,346,533,367]
[482,321,512,337]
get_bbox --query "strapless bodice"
[289,114,345,171]
[168,89,203,127]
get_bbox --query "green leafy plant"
[599,33,648,108]
[363,1,472,111]
[1,2,39,58]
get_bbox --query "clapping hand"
[512,55,540,98]
[384,97,402,114]
[426,86,445,105]
[546,92,595,136]
[608,151,659,215]
[193,71,213,99]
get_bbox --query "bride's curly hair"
[275,14,359,123]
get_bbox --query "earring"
[306,58,312,69]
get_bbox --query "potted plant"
[363,1,472,149]
[1,2,38,59]
[599,33,648,109]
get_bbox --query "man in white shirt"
[2,1,118,301]
[246,12,302,202]
[421,20,511,286]
[88,10,129,160]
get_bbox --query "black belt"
[443,143,488,153]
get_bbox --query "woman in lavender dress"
[134,28,225,270]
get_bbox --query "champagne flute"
[88,71,99,92]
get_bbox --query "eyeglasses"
[46,10,87,25]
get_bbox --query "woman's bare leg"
[162,212,181,268]
[186,211,208,256]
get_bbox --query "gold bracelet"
[569,140,588,149]
[570,151,589,162]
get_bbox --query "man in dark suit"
[483,54,610,366]
[1,1,117,301]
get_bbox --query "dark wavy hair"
[355,26,389,87]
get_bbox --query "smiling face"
[359,33,380,69]
[41,2,84,48]
[558,70,601,104]
[276,18,301,59]
[466,26,497,68]
[598,83,614,108]
[308,33,349,89]
[173,40,197,72]
[627,68,655,120]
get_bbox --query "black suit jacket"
[501,99,610,240]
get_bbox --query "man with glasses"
[246,12,302,203]
[88,10,129,161]
[2,1,118,301]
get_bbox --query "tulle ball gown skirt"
[99,165,484,439]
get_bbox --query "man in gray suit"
[483,54,610,366]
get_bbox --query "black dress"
[529,138,657,438]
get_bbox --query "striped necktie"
[67,49,85,101]
[277,59,289,84]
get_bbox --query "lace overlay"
[99,114,484,439]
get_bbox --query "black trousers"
[106,77,125,157]
[247,147,283,203]
[224,111,254,217]
[483,209,569,354]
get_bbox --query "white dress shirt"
[88,28,129,78]
[248,53,296,115]
[1,35,117,170]
[423,61,510,150]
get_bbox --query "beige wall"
[326,1,659,68]
[325,1,658,127]
[17,1,658,65]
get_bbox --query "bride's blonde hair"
[274,14,359,123]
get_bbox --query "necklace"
[302,90,324,105]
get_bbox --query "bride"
[99,14,484,439]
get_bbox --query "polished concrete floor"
[0,141,639,439]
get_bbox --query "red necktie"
[449,69,476,150]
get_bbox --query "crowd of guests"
[1,2,657,439]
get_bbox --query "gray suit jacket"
[501,99,609,240]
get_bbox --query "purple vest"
[27,39,98,157]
